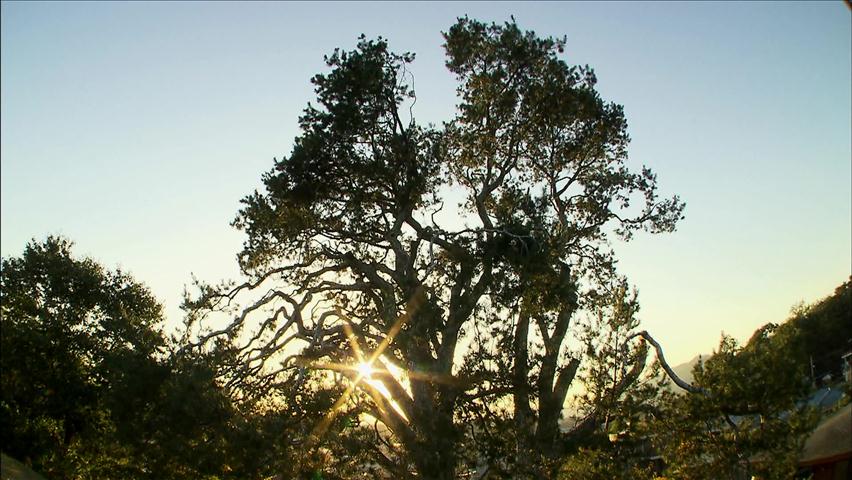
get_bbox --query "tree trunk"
[410,418,457,480]
[408,376,458,479]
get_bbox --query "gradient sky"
[2,1,849,365]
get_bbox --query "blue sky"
[2,1,849,364]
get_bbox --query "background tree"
[183,18,683,479]
[1,237,288,479]
[649,326,819,480]
[557,278,851,480]
[1,236,166,478]
[779,278,851,383]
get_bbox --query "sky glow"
[1,1,850,365]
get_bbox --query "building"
[797,403,852,480]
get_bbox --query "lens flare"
[356,361,374,379]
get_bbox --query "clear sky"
[2,1,849,365]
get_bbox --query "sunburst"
[303,290,424,445]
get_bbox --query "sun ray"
[340,311,365,363]
[303,288,426,446]
[365,377,409,422]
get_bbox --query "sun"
[305,309,418,444]
[356,361,375,379]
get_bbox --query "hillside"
[776,278,852,380]
[667,278,851,391]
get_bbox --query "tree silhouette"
[184,17,684,479]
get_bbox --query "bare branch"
[630,330,704,394]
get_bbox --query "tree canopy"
[184,17,683,479]
[647,327,821,479]
[781,278,852,382]
[1,237,166,477]
[0,237,284,480]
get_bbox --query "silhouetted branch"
[629,330,703,394]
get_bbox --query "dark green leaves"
[1,237,166,477]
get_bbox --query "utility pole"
[810,355,816,387]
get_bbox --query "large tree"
[184,18,683,479]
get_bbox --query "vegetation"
[1,236,166,478]
[0,237,285,479]
[559,278,851,480]
[781,279,852,382]
[649,328,820,480]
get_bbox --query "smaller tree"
[650,325,818,480]
[1,237,286,479]
[780,278,851,383]
[1,236,166,477]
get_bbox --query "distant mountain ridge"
[666,354,710,391]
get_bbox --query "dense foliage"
[1,237,165,478]
[647,280,851,479]
[649,328,820,480]
[559,280,850,479]
[0,237,287,479]
[781,278,852,382]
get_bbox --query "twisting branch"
[629,330,704,394]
